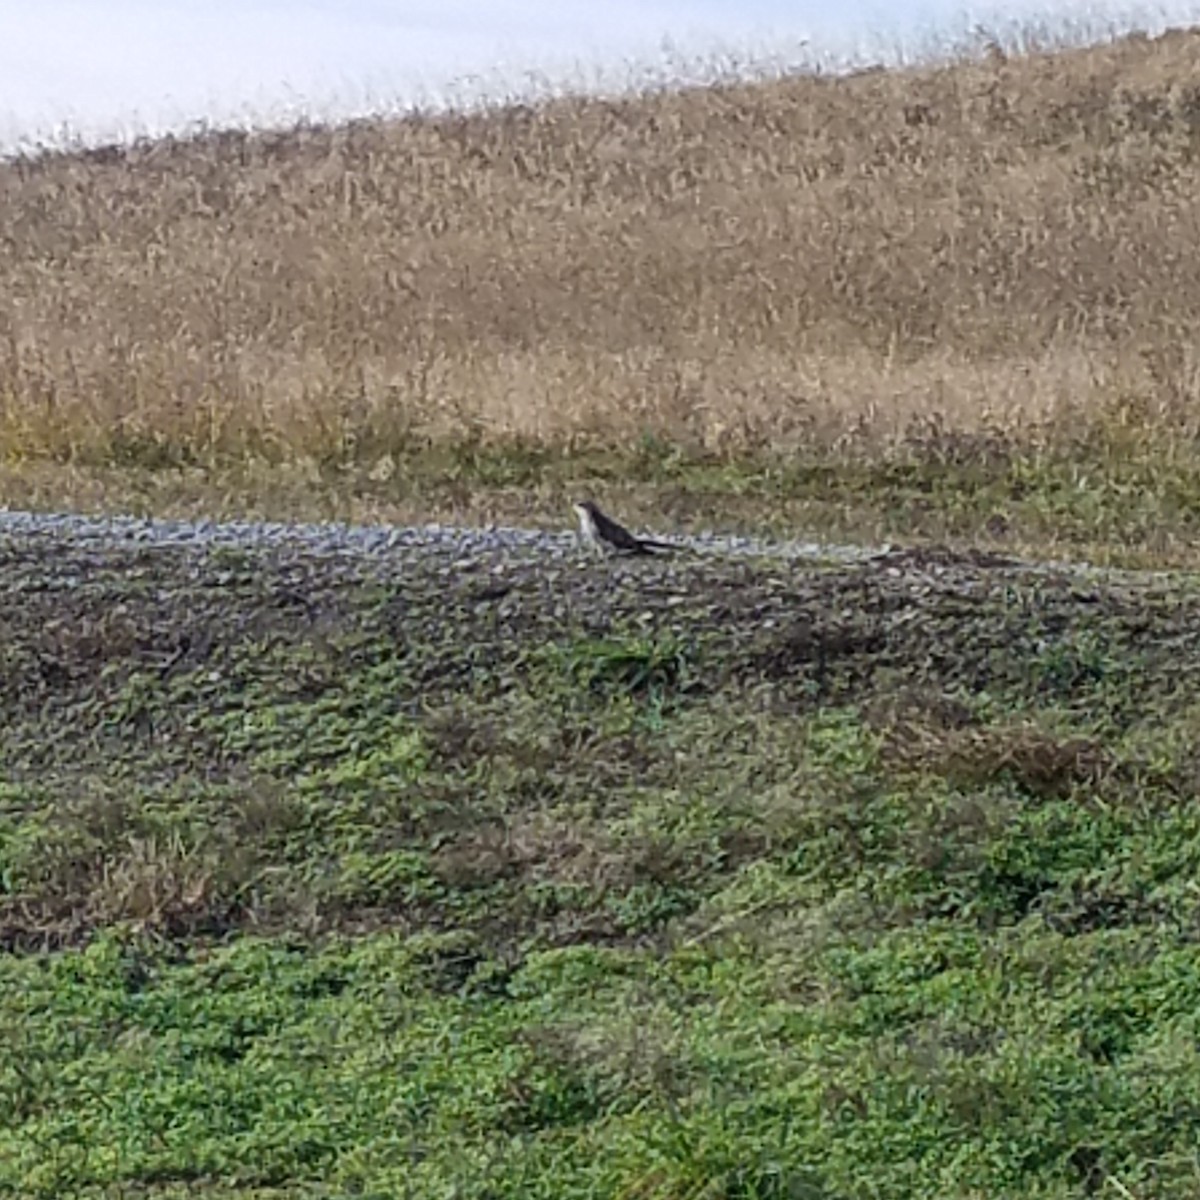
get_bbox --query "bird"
[572,499,679,556]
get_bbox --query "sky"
[2,0,1199,151]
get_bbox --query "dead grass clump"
[4,27,1200,467]
[430,816,619,891]
[880,718,1109,798]
[92,836,224,929]
[0,832,250,948]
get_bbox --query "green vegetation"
[4,533,1200,1196]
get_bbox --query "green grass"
[4,534,1200,1196]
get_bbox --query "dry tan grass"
[4,26,1200,469]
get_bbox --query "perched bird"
[572,499,679,556]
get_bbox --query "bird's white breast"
[574,506,599,542]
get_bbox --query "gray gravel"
[2,508,1193,592]
[0,507,887,564]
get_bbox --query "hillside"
[8,28,1200,1198]
[2,27,1200,557]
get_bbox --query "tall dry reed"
[3,26,1200,468]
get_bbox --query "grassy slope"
[5,533,1200,1196]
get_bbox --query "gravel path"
[1,508,1194,594]
[0,507,887,563]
